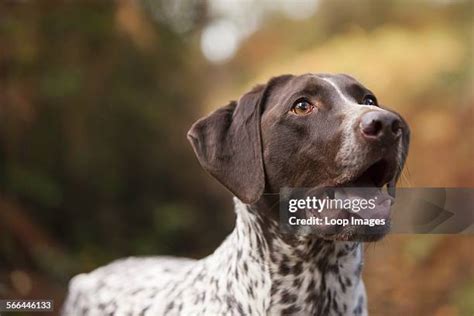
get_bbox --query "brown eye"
[291,100,314,115]
[362,95,378,106]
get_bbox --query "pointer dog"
[63,73,410,315]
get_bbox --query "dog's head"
[188,74,410,241]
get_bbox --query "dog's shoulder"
[63,256,196,315]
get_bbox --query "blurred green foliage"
[453,279,474,315]
[0,1,231,280]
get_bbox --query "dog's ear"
[187,85,267,204]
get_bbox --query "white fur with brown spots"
[63,199,367,316]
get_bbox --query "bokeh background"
[0,0,473,315]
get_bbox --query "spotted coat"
[63,198,367,316]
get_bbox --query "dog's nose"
[360,111,401,144]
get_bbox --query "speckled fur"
[63,198,367,316]
[61,73,405,316]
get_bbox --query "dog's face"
[188,73,410,241]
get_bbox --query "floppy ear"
[187,85,267,204]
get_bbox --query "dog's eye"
[362,95,378,106]
[291,100,314,115]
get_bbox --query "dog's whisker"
[400,168,412,187]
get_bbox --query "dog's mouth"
[290,156,401,241]
[307,157,400,222]
[344,158,398,197]
[332,158,397,218]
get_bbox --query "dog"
[63,73,409,315]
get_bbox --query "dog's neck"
[206,198,367,315]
